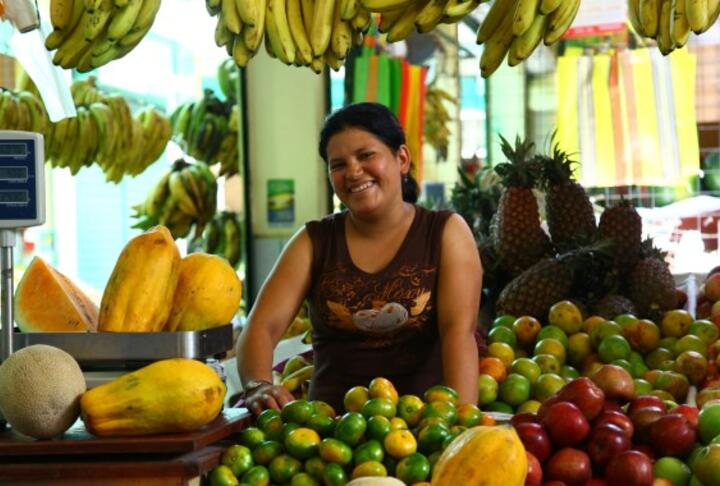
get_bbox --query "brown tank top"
[305,205,453,411]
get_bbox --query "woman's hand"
[244,383,296,415]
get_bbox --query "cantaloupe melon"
[0,344,86,439]
[14,256,98,332]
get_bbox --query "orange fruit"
[548,300,583,335]
[532,373,566,402]
[269,454,302,485]
[661,310,694,338]
[481,414,496,426]
[334,412,367,447]
[456,403,483,427]
[478,356,507,383]
[422,401,458,426]
[487,342,515,368]
[423,385,460,405]
[583,315,606,334]
[383,429,417,459]
[516,400,541,414]
[344,386,369,413]
[534,338,566,365]
[351,460,387,479]
[397,394,425,427]
[389,417,408,430]
[285,427,321,460]
[493,314,517,328]
[368,377,399,405]
[512,316,542,349]
[488,326,517,349]
[361,398,397,419]
[353,439,385,465]
[499,373,531,406]
[318,438,353,466]
[567,332,593,368]
[395,453,431,484]
[510,357,542,384]
[366,415,392,441]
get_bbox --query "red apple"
[633,444,656,463]
[705,272,720,301]
[601,400,623,414]
[697,300,713,319]
[628,396,668,416]
[511,411,539,427]
[542,401,591,447]
[526,451,543,486]
[604,450,653,486]
[538,394,562,423]
[584,481,608,486]
[542,482,568,486]
[557,377,606,421]
[546,448,592,485]
[649,413,697,458]
[593,411,634,440]
[674,404,699,429]
[587,423,632,470]
[676,288,688,309]
[515,422,553,463]
[629,407,665,444]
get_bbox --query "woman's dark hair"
[318,102,419,203]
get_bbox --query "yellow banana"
[18,92,47,133]
[480,7,514,77]
[301,0,315,35]
[281,365,314,392]
[544,0,581,45]
[231,36,252,67]
[704,0,719,30]
[51,0,75,30]
[539,0,561,13]
[53,12,93,68]
[107,0,144,41]
[14,95,31,131]
[243,0,267,51]
[340,0,358,19]
[117,21,153,47]
[378,8,404,32]
[512,13,546,60]
[287,0,313,63]
[477,0,517,44]
[331,2,353,58]
[271,0,297,63]
[351,6,372,31]
[513,0,540,35]
[84,0,113,41]
[215,13,234,46]
[628,0,647,35]
[415,0,449,33]
[639,0,660,35]
[443,0,481,21]
[310,0,335,56]
[387,0,430,42]
[236,0,257,26]
[360,0,415,11]
[221,0,243,34]
[130,0,161,32]
[658,0,675,54]
[687,0,709,32]
[310,55,325,74]
[325,49,343,71]
[265,0,294,63]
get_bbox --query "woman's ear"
[397,144,412,174]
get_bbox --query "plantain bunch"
[133,159,218,240]
[199,211,244,269]
[366,0,483,40]
[207,0,372,72]
[43,76,171,181]
[0,89,49,134]
[45,0,162,72]
[629,0,720,54]
[170,89,240,178]
[424,86,457,161]
[477,0,581,78]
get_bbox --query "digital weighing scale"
[0,130,234,376]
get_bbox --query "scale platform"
[10,323,234,369]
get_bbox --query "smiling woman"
[236,102,483,413]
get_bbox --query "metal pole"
[0,229,15,361]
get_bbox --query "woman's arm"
[436,214,482,405]
[236,227,314,412]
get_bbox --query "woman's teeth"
[350,181,374,193]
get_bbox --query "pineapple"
[628,240,678,320]
[492,136,551,277]
[538,145,596,250]
[598,198,642,274]
[592,294,638,320]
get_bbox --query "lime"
[290,472,320,486]
[395,452,431,484]
[252,440,282,466]
[354,439,384,465]
[361,397,397,419]
[208,465,239,486]
[256,409,281,430]
[493,314,517,328]
[221,444,254,477]
[422,400,458,425]
[537,325,569,348]
[268,454,302,485]
[334,412,367,446]
[477,374,498,406]
[366,415,392,441]
[285,427,321,460]
[488,326,517,349]
[559,365,580,381]
[532,373,565,402]
[598,334,632,363]
[241,465,270,486]
[487,342,515,368]
[510,357,542,384]
[318,438,353,466]
[239,427,265,450]
[456,403,483,427]
[499,373,531,406]
[534,338,566,364]
[311,400,336,418]
[590,320,623,349]
[690,320,720,344]
[567,332,592,367]
[397,394,425,426]
[423,385,460,405]
[483,401,514,414]
[675,335,708,357]
[281,399,314,425]
[416,423,450,454]
[322,463,348,486]
[307,414,336,437]
[383,429,417,459]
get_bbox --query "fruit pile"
[132,159,218,240]
[482,137,680,325]
[514,370,720,485]
[629,0,720,54]
[45,0,161,71]
[170,89,240,178]
[208,378,498,485]
[478,300,720,415]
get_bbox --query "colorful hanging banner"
[566,0,627,38]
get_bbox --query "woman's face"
[326,127,410,217]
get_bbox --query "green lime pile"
[208,378,487,485]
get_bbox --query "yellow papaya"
[80,358,226,436]
[165,253,242,331]
[98,225,180,332]
[431,425,527,486]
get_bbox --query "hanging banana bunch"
[424,86,457,161]
[0,89,48,134]
[629,0,720,54]
[43,77,171,181]
[476,0,581,77]
[206,0,372,72]
[45,0,162,71]
[200,211,244,269]
[132,159,218,240]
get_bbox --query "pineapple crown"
[537,142,578,188]
[494,135,541,189]
[639,238,668,261]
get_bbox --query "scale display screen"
[0,190,29,203]
[0,166,28,181]
[0,143,27,156]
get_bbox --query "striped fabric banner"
[556,48,699,189]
